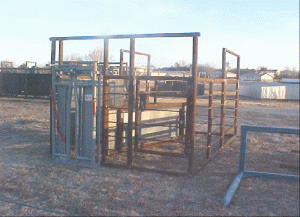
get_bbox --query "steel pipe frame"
[222,125,300,206]
[219,48,240,148]
[119,49,151,102]
[50,32,200,174]
[50,32,200,41]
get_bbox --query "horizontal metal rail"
[145,102,184,109]
[137,76,191,81]
[50,32,201,41]
[197,78,238,83]
[121,49,150,56]
[225,48,240,57]
[136,149,186,158]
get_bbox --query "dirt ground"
[0,95,299,216]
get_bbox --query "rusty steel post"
[50,40,56,156]
[59,40,64,65]
[101,39,109,163]
[154,80,158,104]
[134,79,140,151]
[116,109,124,151]
[146,55,151,103]
[187,36,198,174]
[127,37,135,167]
[220,48,227,148]
[207,82,214,158]
[234,56,240,135]
[119,49,124,75]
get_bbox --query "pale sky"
[0,0,298,70]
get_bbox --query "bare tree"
[85,46,103,62]
[1,60,15,68]
[174,60,188,68]
[198,63,215,77]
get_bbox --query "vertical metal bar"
[97,61,102,163]
[116,109,123,151]
[59,40,64,65]
[74,81,80,157]
[234,56,240,135]
[101,39,109,164]
[119,50,124,75]
[220,48,227,148]
[92,62,99,163]
[50,40,56,157]
[127,37,135,167]
[51,40,56,64]
[134,79,140,150]
[238,126,247,173]
[154,80,158,104]
[187,36,198,174]
[207,82,213,158]
[146,55,151,103]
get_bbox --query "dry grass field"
[0,95,299,216]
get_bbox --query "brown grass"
[0,96,299,216]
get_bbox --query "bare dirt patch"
[0,96,299,216]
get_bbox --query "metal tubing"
[134,79,140,150]
[223,125,299,206]
[244,170,299,181]
[207,82,213,158]
[105,75,129,80]
[220,48,227,148]
[119,49,124,75]
[154,80,158,104]
[101,39,109,163]
[50,40,56,157]
[225,49,240,57]
[127,38,135,167]
[136,149,186,158]
[50,32,201,41]
[187,36,198,174]
[121,49,151,57]
[116,109,124,151]
[137,76,190,81]
[222,172,244,206]
[144,102,184,109]
[59,40,64,65]
[146,55,151,103]
[234,56,240,135]
[197,78,238,83]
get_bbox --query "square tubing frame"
[220,48,240,148]
[222,125,300,206]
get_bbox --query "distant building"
[259,71,275,82]
[240,72,260,81]
[240,71,276,82]
[208,70,236,79]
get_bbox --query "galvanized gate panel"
[74,85,96,162]
[53,84,71,158]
